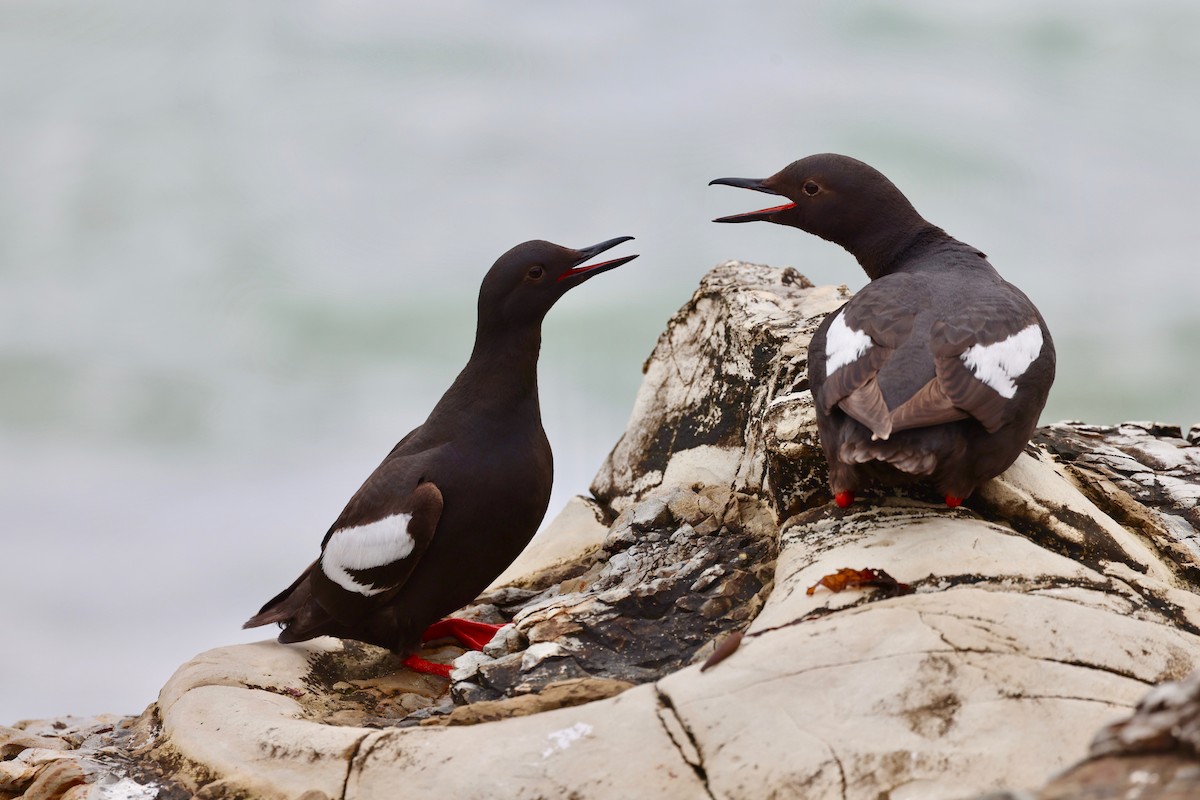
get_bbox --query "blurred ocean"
[2,1,1198,721]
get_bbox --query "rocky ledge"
[5,262,1200,800]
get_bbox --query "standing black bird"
[244,237,637,675]
[711,153,1054,507]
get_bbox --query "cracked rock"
[1001,669,1200,798]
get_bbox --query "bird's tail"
[840,439,937,476]
[243,561,336,641]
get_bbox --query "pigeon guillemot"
[244,237,638,675]
[711,153,1055,507]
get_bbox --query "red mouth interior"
[557,256,627,282]
[738,201,796,217]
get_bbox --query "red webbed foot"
[402,618,507,677]
[945,495,964,508]
[401,654,453,679]
[834,490,855,508]
[421,617,505,650]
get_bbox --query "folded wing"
[310,480,443,623]
[815,275,1046,438]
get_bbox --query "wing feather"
[839,377,893,440]
[887,377,971,433]
[931,295,1045,433]
[311,481,443,624]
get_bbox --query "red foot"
[945,495,964,508]
[420,617,505,650]
[403,618,506,677]
[834,491,855,508]
[402,654,452,679]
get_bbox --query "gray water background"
[2,1,1198,721]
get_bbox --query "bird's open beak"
[709,177,796,223]
[559,236,639,282]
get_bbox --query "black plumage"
[712,153,1054,506]
[245,237,637,663]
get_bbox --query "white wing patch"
[321,512,416,596]
[960,324,1043,399]
[825,311,873,375]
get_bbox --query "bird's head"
[710,153,925,259]
[478,237,638,328]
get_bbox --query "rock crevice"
[653,685,713,800]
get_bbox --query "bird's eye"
[526,265,544,281]
[803,181,821,196]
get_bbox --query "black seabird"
[245,237,638,675]
[711,153,1054,507]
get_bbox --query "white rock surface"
[592,263,845,514]
[8,262,1200,800]
[348,686,709,799]
[664,504,1198,798]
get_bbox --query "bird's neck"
[853,222,948,280]
[442,323,544,418]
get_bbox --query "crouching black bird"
[245,237,637,675]
[711,153,1054,507]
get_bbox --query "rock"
[0,714,155,800]
[1091,669,1200,758]
[443,678,635,726]
[1035,756,1200,800]
[591,261,843,516]
[1034,421,1200,581]
[985,669,1200,799]
[8,261,1200,799]
[671,499,1199,797]
[348,685,710,798]
[21,759,87,800]
[0,727,65,760]
[480,624,526,658]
